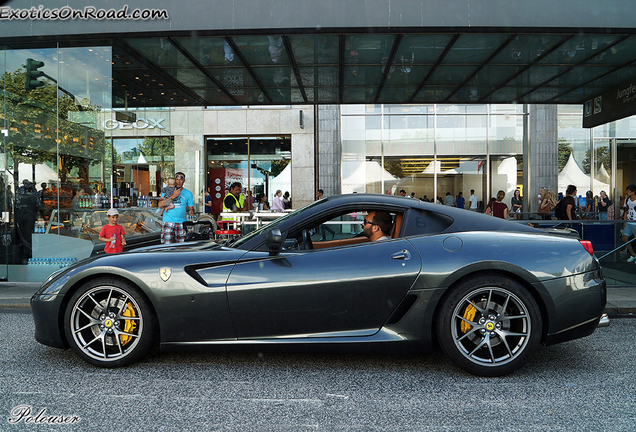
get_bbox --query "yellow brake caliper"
[460,304,477,334]
[120,302,137,345]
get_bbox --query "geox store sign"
[103,118,166,130]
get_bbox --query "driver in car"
[362,211,392,241]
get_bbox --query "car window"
[402,209,454,236]
[284,209,403,251]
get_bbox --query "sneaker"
[628,256,636,263]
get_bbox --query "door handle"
[391,249,411,260]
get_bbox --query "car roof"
[323,194,539,234]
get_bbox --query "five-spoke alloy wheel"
[64,279,155,368]
[436,275,542,376]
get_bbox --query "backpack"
[554,198,568,220]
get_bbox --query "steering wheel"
[302,229,313,250]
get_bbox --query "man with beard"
[361,210,392,241]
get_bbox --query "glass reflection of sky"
[5,47,112,108]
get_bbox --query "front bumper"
[31,293,67,349]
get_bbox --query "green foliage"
[583,146,610,175]
[1,67,108,185]
[270,159,290,178]
[558,139,573,172]
[383,159,405,179]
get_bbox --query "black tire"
[436,275,542,377]
[63,278,156,368]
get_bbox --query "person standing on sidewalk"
[469,189,478,211]
[98,208,126,253]
[159,172,194,244]
[621,184,636,262]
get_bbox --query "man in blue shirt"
[159,171,194,244]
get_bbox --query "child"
[98,208,127,254]
[159,177,176,215]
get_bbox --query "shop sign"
[583,78,636,128]
[103,118,166,130]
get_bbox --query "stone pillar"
[316,105,342,198]
[290,107,316,209]
[527,105,558,213]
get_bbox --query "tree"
[1,66,108,188]
[383,159,405,179]
[558,139,573,172]
[270,159,290,178]
[583,147,611,175]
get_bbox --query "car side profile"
[31,194,607,376]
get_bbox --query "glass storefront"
[206,136,291,214]
[342,104,524,210]
[1,43,115,281]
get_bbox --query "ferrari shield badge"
[160,267,172,282]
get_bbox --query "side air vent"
[385,294,418,325]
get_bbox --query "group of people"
[398,189,483,212]
[537,186,614,221]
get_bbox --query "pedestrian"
[158,177,176,216]
[98,208,127,254]
[511,189,523,219]
[158,172,194,244]
[469,189,478,211]
[282,191,292,209]
[491,190,509,219]
[538,189,555,220]
[598,190,611,220]
[621,184,636,262]
[444,192,455,206]
[272,190,284,212]
[456,191,465,209]
[204,187,213,214]
[556,184,577,221]
[14,180,42,261]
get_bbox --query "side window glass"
[309,212,364,242]
[403,209,454,236]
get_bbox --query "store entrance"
[112,137,174,206]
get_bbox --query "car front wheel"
[436,275,542,377]
[63,278,155,368]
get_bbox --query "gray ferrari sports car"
[31,194,607,376]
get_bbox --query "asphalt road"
[1,310,635,431]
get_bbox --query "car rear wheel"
[63,278,155,368]
[436,275,542,377]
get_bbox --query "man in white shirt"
[622,185,636,262]
[469,189,478,211]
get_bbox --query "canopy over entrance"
[2,0,636,110]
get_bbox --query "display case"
[32,207,163,261]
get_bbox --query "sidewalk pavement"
[1,282,635,317]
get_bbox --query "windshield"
[229,199,325,248]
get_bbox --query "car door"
[225,238,421,339]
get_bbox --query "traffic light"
[24,58,45,91]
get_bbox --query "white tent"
[558,154,608,195]
[269,163,291,201]
[421,160,458,174]
[17,163,58,186]
[596,164,610,184]
[342,161,398,194]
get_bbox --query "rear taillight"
[580,240,594,256]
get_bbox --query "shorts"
[161,222,186,244]
[622,221,636,238]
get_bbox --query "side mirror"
[265,228,284,252]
